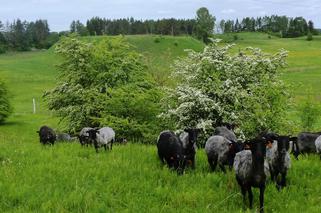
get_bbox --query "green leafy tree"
[160,41,290,141]
[0,79,12,124]
[195,7,215,43]
[45,36,162,142]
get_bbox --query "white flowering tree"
[161,40,290,139]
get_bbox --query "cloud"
[221,9,236,14]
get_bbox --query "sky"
[0,0,320,32]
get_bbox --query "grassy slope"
[0,34,321,212]
[216,33,321,102]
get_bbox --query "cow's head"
[86,129,99,143]
[276,136,291,155]
[184,128,201,144]
[250,138,267,163]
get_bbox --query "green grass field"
[0,33,321,212]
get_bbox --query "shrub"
[45,36,163,143]
[0,79,12,124]
[160,41,290,141]
[174,40,178,46]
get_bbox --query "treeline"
[220,15,319,37]
[0,19,59,53]
[71,17,196,36]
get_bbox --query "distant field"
[216,32,321,102]
[0,34,321,212]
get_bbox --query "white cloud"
[221,9,236,14]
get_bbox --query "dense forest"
[0,19,59,53]
[73,15,318,38]
[0,13,319,54]
[220,15,319,37]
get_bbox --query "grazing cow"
[234,137,267,212]
[205,135,243,172]
[315,135,321,159]
[87,127,115,153]
[179,128,201,169]
[56,133,71,142]
[294,132,321,159]
[157,130,185,175]
[214,126,237,143]
[37,126,56,145]
[115,137,128,145]
[266,136,295,189]
[78,127,95,146]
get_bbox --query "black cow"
[157,130,186,175]
[37,126,56,145]
[179,128,201,169]
[294,132,321,159]
[234,137,267,212]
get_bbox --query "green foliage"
[161,41,290,140]
[298,96,320,131]
[45,36,162,142]
[195,7,215,43]
[0,79,12,124]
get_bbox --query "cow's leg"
[248,187,253,209]
[281,172,287,188]
[219,163,226,173]
[259,185,265,213]
[208,156,217,171]
[191,156,195,169]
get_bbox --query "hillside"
[0,34,321,212]
[215,32,321,102]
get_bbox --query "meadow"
[0,33,321,212]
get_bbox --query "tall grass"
[1,34,321,212]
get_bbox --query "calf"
[205,135,243,172]
[179,128,200,169]
[37,126,56,145]
[78,127,95,146]
[157,130,185,175]
[56,133,72,142]
[294,132,321,159]
[87,127,115,153]
[266,136,295,189]
[214,126,237,142]
[234,137,267,212]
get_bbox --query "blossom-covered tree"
[161,40,290,139]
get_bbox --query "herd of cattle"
[37,124,321,212]
[37,125,118,152]
[156,126,321,212]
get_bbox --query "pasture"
[0,33,321,212]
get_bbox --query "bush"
[174,40,178,46]
[160,41,290,141]
[0,79,12,124]
[45,36,163,143]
